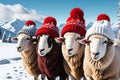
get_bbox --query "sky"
[0,0,119,25]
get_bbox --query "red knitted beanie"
[36,16,59,38]
[61,8,86,37]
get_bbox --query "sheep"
[57,32,85,80]
[35,16,68,80]
[12,33,45,80]
[56,7,86,80]
[80,34,120,80]
[36,34,68,80]
[79,14,120,80]
[12,20,45,80]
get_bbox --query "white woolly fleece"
[85,20,115,40]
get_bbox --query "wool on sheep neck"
[85,44,114,70]
[20,44,41,77]
[62,41,85,80]
[37,43,66,78]
[84,44,115,80]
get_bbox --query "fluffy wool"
[83,35,120,80]
[21,43,41,77]
[17,34,44,80]
[62,33,85,80]
[37,43,67,79]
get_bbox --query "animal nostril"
[92,52,99,55]
[68,48,73,52]
[17,46,22,52]
[17,47,21,50]
[96,52,99,55]
[40,49,45,52]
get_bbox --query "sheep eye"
[75,37,82,41]
[103,40,113,45]
[48,36,53,48]
[26,38,30,40]
[103,41,107,44]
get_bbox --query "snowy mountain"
[86,22,93,30]
[0,26,16,43]
[1,19,25,34]
[111,22,120,38]
[0,19,43,43]
[35,20,42,29]
[1,19,42,34]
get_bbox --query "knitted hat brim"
[85,33,113,41]
[61,24,86,37]
[36,27,59,38]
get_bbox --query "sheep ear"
[31,36,38,44]
[79,39,91,44]
[106,41,113,45]
[11,37,18,41]
[54,37,65,43]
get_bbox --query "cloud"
[0,4,45,21]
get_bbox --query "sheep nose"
[39,49,45,56]
[68,48,73,52]
[17,46,22,52]
[40,49,45,52]
[92,52,100,56]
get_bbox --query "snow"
[0,42,19,60]
[0,41,58,80]
[0,60,34,80]
[0,41,42,80]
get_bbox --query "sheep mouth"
[39,49,46,56]
[17,47,22,52]
[66,49,73,56]
[92,55,100,61]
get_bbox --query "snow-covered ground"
[0,41,41,80]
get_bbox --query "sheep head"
[80,34,113,61]
[37,34,56,56]
[12,34,35,52]
[57,32,82,56]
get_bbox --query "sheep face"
[62,32,82,56]
[88,35,109,61]
[37,34,53,56]
[13,34,33,52]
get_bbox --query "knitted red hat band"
[61,24,86,37]
[36,23,59,38]
[36,27,59,38]
[41,23,59,33]
[66,19,85,29]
